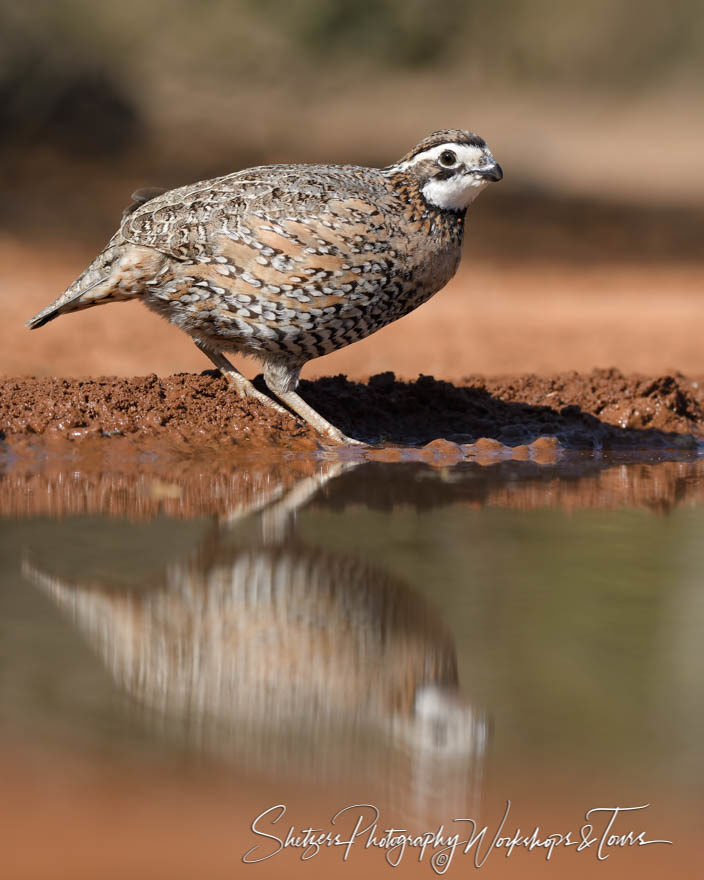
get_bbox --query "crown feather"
[397,130,487,165]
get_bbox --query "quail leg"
[194,341,291,417]
[263,362,365,446]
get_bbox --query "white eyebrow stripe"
[394,143,486,171]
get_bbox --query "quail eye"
[438,149,457,168]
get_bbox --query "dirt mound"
[0,373,318,451]
[303,369,704,447]
[0,368,702,451]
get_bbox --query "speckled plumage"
[28,130,502,443]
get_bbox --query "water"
[1,454,702,877]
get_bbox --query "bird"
[23,464,487,814]
[27,129,502,444]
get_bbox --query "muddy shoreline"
[1,369,702,451]
[2,369,703,519]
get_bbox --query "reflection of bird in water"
[24,465,487,820]
[26,131,501,443]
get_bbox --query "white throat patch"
[422,176,488,211]
[393,141,493,211]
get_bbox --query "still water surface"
[1,455,702,877]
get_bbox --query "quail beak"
[477,161,503,182]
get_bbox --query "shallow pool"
[1,453,701,877]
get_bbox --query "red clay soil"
[1,369,702,452]
[1,369,703,520]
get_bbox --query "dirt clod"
[0,368,702,451]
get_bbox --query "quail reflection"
[24,465,487,818]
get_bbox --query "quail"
[25,466,485,800]
[27,130,502,444]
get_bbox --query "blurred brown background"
[1,0,703,380]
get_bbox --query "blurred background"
[1,0,703,379]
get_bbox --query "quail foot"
[27,130,502,445]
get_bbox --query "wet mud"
[1,368,703,453]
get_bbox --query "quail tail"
[26,240,161,329]
[26,275,113,329]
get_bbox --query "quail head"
[27,130,502,444]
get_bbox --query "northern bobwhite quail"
[25,465,485,798]
[27,130,502,444]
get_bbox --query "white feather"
[422,176,488,211]
[391,141,496,211]
[395,143,486,171]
